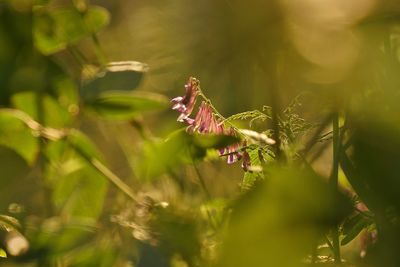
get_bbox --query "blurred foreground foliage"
[1,0,400,267]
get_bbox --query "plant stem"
[0,108,137,204]
[198,88,247,142]
[34,90,54,217]
[91,34,108,66]
[192,157,211,200]
[192,157,217,230]
[331,112,341,264]
[198,91,235,126]
[68,142,138,203]
[257,52,285,162]
[68,46,89,66]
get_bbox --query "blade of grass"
[330,112,341,264]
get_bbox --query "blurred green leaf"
[353,119,400,210]
[192,134,239,150]
[200,198,229,229]
[80,61,148,101]
[0,146,32,212]
[43,138,69,165]
[0,110,39,165]
[0,215,21,232]
[33,6,110,55]
[0,248,6,258]
[150,207,200,266]
[138,129,239,179]
[43,131,107,219]
[137,242,170,267]
[218,166,352,267]
[341,213,373,246]
[12,91,72,127]
[85,91,168,120]
[66,243,117,267]
[138,129,196,179]
[83,6,110,33]
[66,129,102,161]
[52,163,107,218]
[28,217,97,257]
[340,150,377,212]
[52,75,80,110]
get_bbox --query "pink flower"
[172,77,250,169]
[218,128,243,165]
[226,143,242,164]
[171,77,200,122]
[187,102,224,134]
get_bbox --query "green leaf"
[138,130,239,179]
[0,248,6,258]
[138,129,201,179]
[0,110,39,165]
[64,242,117,267]
[83,6,110,33]
[192,134,240,150]
[242,147,264,190]
[66,129,102,161]
[341,213,373,245]
[52,75,80,110]
[12,91,72,128]
[151,207,200,266]
[81,61,148,101]
[86,91,168,120]
[220,166,352,267]
[49,131,107,219]
[33,6,110,55]
[200,198,229,229]
[340,151,376,212]
[224,109,270,126]
[52,164,107,218]
[33,12,66,55]
[31,218,97,255]
[0,215,21,232]
[0,147,32,212]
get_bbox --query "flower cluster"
[187,101,224,134]
[171,77,248,167]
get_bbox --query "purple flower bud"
[171,77,200,124]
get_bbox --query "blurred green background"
[1,0,400,266]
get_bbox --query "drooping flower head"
[187,101,224,134]
[172,77,253,169]
[171,77,200,123]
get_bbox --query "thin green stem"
[69,46,89,65]
[355,206,374,219]
[34,90,54,217]
[90,158,138,202]
[91,34,108,66]
[324,235,335,252]
[256,51,285,162]
[191,157,217,231]
[330,112,342,264]
[71,144,138,203]
[302,114,333,157]
[63,141,139,205]
[0,108,137,203]
[197,90,244,139]
[192,157,211,200]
